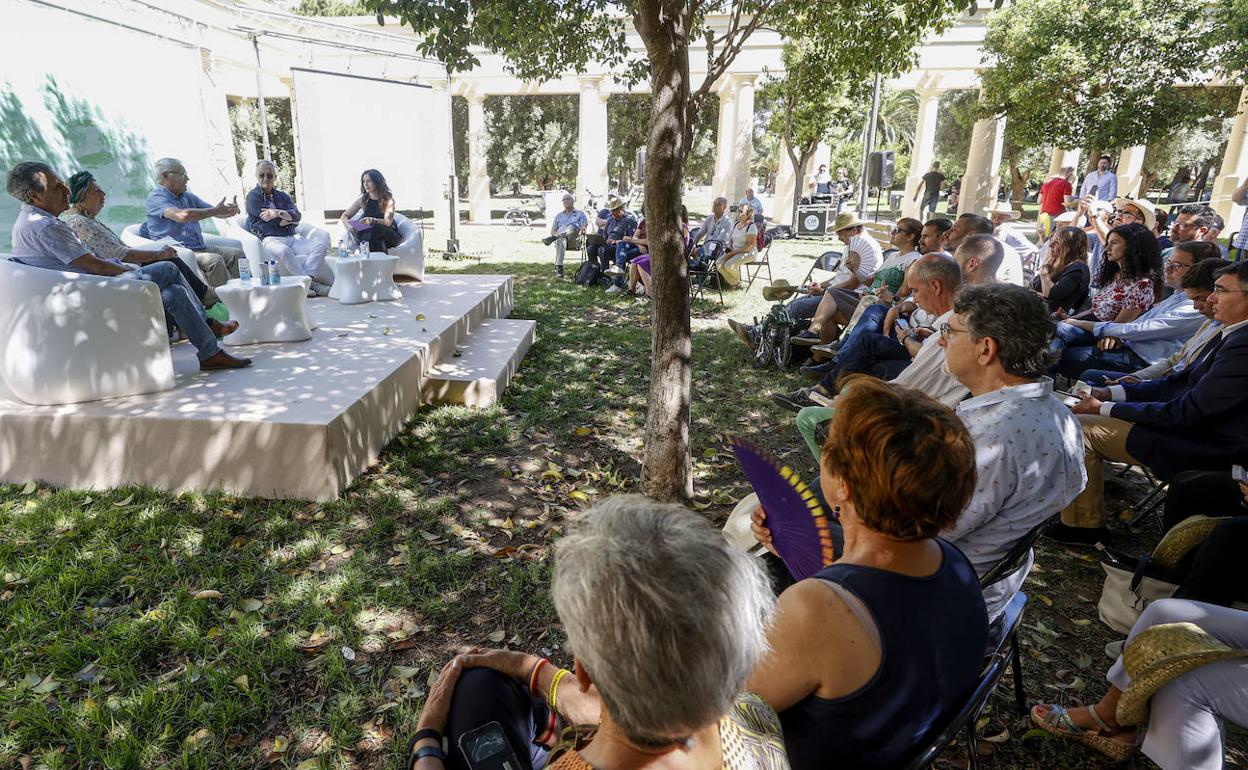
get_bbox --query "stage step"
[423,318,536,407]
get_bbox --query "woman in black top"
[339,169,401,253]
[1032,225,1091,315]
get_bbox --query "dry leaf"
[487,629,506,643]
[74,662,103,684]
[341,646,356,662]
[185,727,212,746]
[115,493,134,506]
[32,674,60,694]
[194,590,223,600]
[233,674,250,691]
[240,598,264,613]
[20,481,36,495]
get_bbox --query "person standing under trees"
[1038,166,1074,240]
[914,162,945,221]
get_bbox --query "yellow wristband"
[548,668,571,711]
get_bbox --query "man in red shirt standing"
[1038,166,1074,240]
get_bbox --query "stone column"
[1211,86,1248,229]
[576,76,609,198]
[1117,145,1148,200]
[466,92,492,223]
[1048,148,1082,178]
[900,85,943,219]
[729,75,757,201]
[960,99,1006,219]
[773,147,798,226]
[711,78,738,198]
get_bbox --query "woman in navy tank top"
[747,376,989,769]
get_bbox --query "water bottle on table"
[268,257,281,284]
[239,257,252,284]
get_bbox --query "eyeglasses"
[258,172,275,179]
[1164,261,1193,272]
[1213,285,1248,295]
[939,322,971,339]
[165,170,188,179]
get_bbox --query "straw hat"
[1116,622,1248,726]
[984,201,1021,220]
[607,195,625,212]
[1113,196,1157,230]
[1149,515,1219,571]
[831,212,867,233]
[762,279,799,302]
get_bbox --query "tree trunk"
[788,141,816,227]
[636,0,695,501]
[1009,159,1026,202]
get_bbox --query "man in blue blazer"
[1050,261,1248,543]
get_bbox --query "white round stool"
[326,255,402,305]
[215,276,315,345]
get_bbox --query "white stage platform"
[0,274,534,501]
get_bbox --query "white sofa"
[223,214,334,284]
[119,223,214,283]
[340,211,425,281]
[0,257,175,405]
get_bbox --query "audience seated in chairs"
[339,169,401,254]
[788,212,882,345]
[1054,234,1205,381]
[143,157,241,285]
[775,234,1003,412]
[594,196,637,282]
[606,206,648,293]
[543,192,588,279]
[1032,598,1248,770]
[984,201,1032,285]
[1158,473,1248,607]
[711,203,758,290]
[1030,225,1090,315]
[942,212,994,254]
[1053,260,1248,544]
[246,159,332,297]
[405,495,787,770]
[626,207,687,300]
[62,170,218,308]
[689,196,732,268]
[7,161,249,371]
[747,377,988,770]
[1079,255,1228,386]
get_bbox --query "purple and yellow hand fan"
[731,437,836,581]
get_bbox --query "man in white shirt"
[939,284,1086,617]
[691,196,733,262]
[789,212,882,346]
[1080,155,1118,202]
[985,202,1035,284]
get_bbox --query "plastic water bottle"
[337,238,348,260]
[358,242,368,259]
[239,257,252,284]
[268,258,281,284]
[259,259,271,286]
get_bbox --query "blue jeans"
[1059,346,1149,380]
[819,304,896,391]
[1051,321,1095,352]
[125,261,220,362]
[587,243,611,270]
[787,294,822,320]
[613,242,641,285]
[1079,368,1135,386]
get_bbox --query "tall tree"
[978,0,1221,153]
[483,95,579,192]
[367,0,975,500]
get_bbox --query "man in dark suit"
[1050,261,1248,543]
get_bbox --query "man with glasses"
[143,157,241,287]
[544,193,588,280]
[1164,204,1216,261]
[937,283,1085,615]
[1055,261,1248,544]
[246,160,332,296]
[1053,240,1213,380]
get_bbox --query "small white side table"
[216,276,315,345]
[326,255,402,305]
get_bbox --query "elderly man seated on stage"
[7,161,250,371]
[61,170,219,307]
[542,192,588,279]
[143,157,242,286]
[246,159,332,297]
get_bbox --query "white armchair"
[340,211,424,281]
[223,214,333,284]
[119,224,206,283]
[0,257,175,405]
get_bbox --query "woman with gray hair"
[405,495,786,770]
[245,160,332,296]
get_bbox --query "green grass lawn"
[1,225,1243,769]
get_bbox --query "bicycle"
[504,197,537,232]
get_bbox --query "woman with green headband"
[62,170,217,307]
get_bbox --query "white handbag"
[1097,550,1180,635]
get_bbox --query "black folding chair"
[901,592,1027,770]
[741,230,778,292]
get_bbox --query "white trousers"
[1107,599,1248,770]
[262,234,332,284]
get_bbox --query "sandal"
[1031,703,1136,762]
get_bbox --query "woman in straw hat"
[1032,598,1248,768]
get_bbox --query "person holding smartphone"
[404,496,787,770]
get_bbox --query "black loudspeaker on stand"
[867,151,895,222]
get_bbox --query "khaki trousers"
[1060,414,1140,528]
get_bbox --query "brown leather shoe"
[200,350,252,370]
[207,319,239,339]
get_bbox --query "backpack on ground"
[574,261,602,287]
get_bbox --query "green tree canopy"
[978,0,1222,152]
[481,95,578,192]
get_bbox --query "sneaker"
[790,331,820,346]
[555,266,565,279]
[310,280,333,297]
[727,319,755,349]
[799,358,837,377]
[542,236,557,246]
[808,389,834,407]
[605,284,624,294]
[811,341,843,356]
[604,264,624,276]
[770,387,816,412]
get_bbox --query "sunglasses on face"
[258,173,275,179]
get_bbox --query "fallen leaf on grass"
[74,662,103,684]
[114,493,134,506]
[20,481,36,495]
[341,646,356,662]
[1020,727,1053,742]
[240,598,264,613]
[574,426,592,436]
[185,727,213,746]
[233,674,250,691]
[298,628,334,653]
[1036,594,1054,607]
[194,589,223,600]
[32,674,61,694]
[487,629,506,643]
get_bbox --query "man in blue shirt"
[143,157,242,286]
[594,196,637,272]
[1079,155,1118,202]
[543,192,588,279]
[738,187,764,220]
[7,161,250,371]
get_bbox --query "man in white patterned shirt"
[939,283,1087,617]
